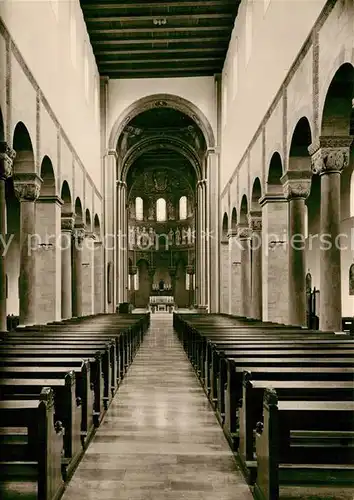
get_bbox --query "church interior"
[0,0,354,499]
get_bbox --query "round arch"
[60,180,73,213]
[85,208,92,232]
[122,136,202,182]
[222,212,228,239]
[251,177,262,209]
[231,207,237,230]
[108,93,215,151]
[40,156,56,197]
[74,197,83,225]
[267,152,283,188]
[94,214,101,238]
[319,62,354,135]
[12,122,35,174]
[239,195,248,225]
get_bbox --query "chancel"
[0,1,354,500]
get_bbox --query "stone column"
[0,142,15,331]
[104,150,117,312]
[186,265,195,308]
[238,225,251,317]
[281,172,312,327]
[116,180,128,304]
[82,232,95,316]
[94,239,104,314]
[195,182,201,305]
[260,193,289,323]
[249,211,263,320]
[72,224,85,317]
[13,173,42,326]
[228,230,242,316]
[61,213,74,319]
[35,195,63,324]
[206,149,220,312]
[128,265,137,308]
[197,180,208,309]
[220,238,229,313]
[308,136,353,331]
[121,182,128,302]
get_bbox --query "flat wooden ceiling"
[80,0,241,78]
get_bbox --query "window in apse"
[156,198,166,222]
[135,197,143,221]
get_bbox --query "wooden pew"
[0,361,94,448]
[0,371,81,480]
[0,348,106,420]
[239,372,354,482]
[0,387,64,500]
[223,364,354,450]
[254,389,354,500]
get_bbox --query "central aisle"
[62,314,253,500]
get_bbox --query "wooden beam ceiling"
[80,0,241,79]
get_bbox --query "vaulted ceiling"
[80,0,241,79]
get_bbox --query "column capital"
[248,211,262,232]
[308,135,353,175]
[73,224,86,244]
[13,172,42,201]
[197,179,207,187]
[61,213,75,232]
[116,180,127,188]
[0,141,16,180]
[237,224,251,240]
[280,171,312,200]
[259,192,287,207]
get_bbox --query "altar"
[149,295,175,313]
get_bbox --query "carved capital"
[0,141,16,180]
[73,224,86,244]
[283,179,311,200]
[61,213,75,232]
[308,136,353,175]
[13,173,42,201]
[248,210,262,232]
[237,225,251,240]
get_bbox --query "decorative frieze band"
[308,136,353,175]
[248,210,262,232]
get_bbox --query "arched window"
[179,196,187,220]
[135,197,143,221]
[156,198,166,222]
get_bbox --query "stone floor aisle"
[62,314,253,500]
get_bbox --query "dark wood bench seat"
[0,389,64,500]
[0,348,108,415]
[254,390,354,500]
[0,362,94,447]
[238,374,354,483]
[0,374,81,479]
